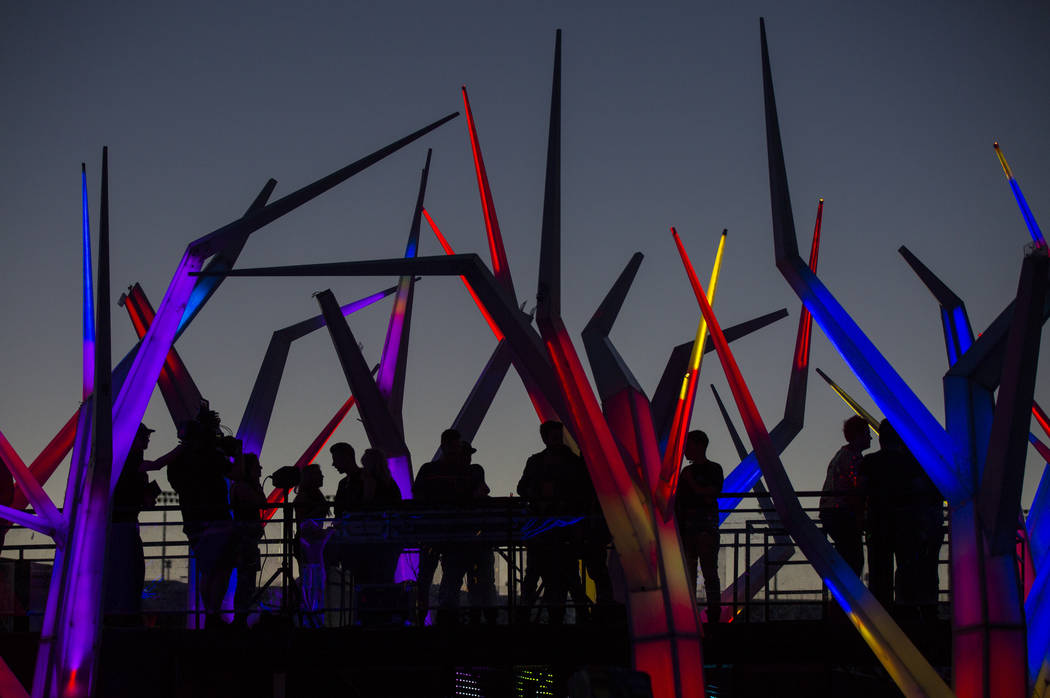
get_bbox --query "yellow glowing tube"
[686,230,727,377]
[994,141,1014,180]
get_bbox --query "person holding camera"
[167,405,239,628]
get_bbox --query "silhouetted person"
[106,423,163,624]
[859,420,902,608]
[820,415,871,577]
[455,442,497,623]
[294,463,332,626]
[357,448,402,585]
[518,420,587,623]
[167,406,238,628]
[863,420,943,618]
[330,442,363,579]
[674,429,724,623]
[331,442,363,519]
[414,429,474,623]
[230,453,266,627]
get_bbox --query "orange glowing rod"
[422,208,504,341]
[657,228,726,513]
[994,141,1046,247]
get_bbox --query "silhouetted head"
[877,420,903,451]
[300,463,323,491]
[133,423,155,452]
[440,428,463,461]
[539,421,564,448]
[361,448,388,475]
[684,430,709,462]
[243,453,262,482]
[843,416,872,451]
[330,442,356,474]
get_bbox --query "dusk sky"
[1,1,1047,511]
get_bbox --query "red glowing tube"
[422,208,504,341]
[1033,401,1050,442]
[462,87,514,293]
[6,412,77,513]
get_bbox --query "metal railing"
[0,491,955,629]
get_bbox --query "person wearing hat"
[105,423,168,624]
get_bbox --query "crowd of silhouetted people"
[64,401,944,630]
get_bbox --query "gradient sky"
[1,1,1048,512]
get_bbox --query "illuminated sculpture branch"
[199,34,701,696]
[420,208,520,454]
[432,84,568,424]
[580,250,789,505]
[715,198,821,521]
[462,87,516,299]
[532,33,703,696]
[673,226,952,697]
[994,141,1046,248]
[23,113,457,697]
[815,368,880,432]
[122,281,393,517]
[760,23,965,507]
[710,384,795,613]
[760,19,1039,695]
[650,308,788,447]
[196,255,569,422]
[658,229,726,508]
[121,283,204,428]
[80,164,94,400]
[236,286,396,458]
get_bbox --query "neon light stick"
[657,229,726,514]
[815,368,880,433]
[994,142,1046,247]
[422,208,504,340]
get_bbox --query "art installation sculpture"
[0,111,458,696]
[2,17,1048,698]
[673,224,954,696]
[760,17,1046,697]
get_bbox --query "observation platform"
[0,495,957,697]
[0,613,950,697]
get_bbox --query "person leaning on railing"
[818,415,871,578]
